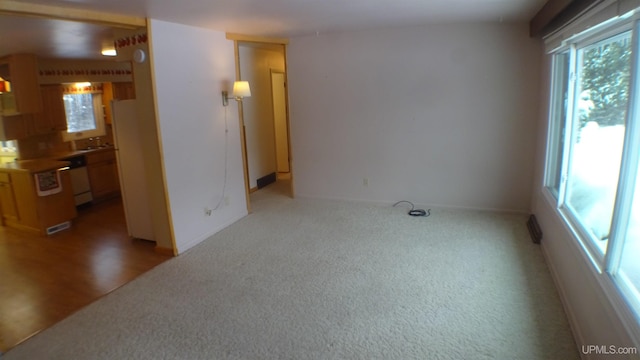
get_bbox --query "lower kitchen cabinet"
[0,166,77,235]
[86,149,120,201]
[0,172,18,223]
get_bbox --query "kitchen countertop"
[0,159,71,173]
[0,146,115,173]
[49,146,116,160]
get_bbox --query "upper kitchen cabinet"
[112,82,135,100]
[103,82,135,125]
[31,85,67,134]
[0,54,42,115]
[0,54,42,141]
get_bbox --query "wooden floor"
[0,198,172,353]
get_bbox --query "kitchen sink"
[78,145,112,151]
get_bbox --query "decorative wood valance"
[114,33,148,50]
[530,0,604,37]
[62,84,104,94]
[38,60,133,84]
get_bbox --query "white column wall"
[148,19,247,254]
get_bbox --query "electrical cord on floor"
[393,200,431,217]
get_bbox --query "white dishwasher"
[64,155,93,206]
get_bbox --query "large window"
[546,18,640,323]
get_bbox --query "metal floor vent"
[46,221,71,235]
[527,215,543,244]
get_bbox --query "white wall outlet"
[363,178,369,187]
[224,196,230,206]
[204,207,212,216]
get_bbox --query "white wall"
[148,19,247,254]
[238,44,285,188]
[115,28,173,251]
[288,23,541,212]
[532,53,640,358]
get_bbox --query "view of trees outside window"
[562,31,640,295]
[580,35,632,128]
[565,32,631,250]
[547,17,640,333]
[63,93,97,133]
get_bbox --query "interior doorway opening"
[231,36,293,211]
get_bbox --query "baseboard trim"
[256,172,276,189]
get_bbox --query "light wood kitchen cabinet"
[0,172,18,223]
[112,82,135,101]
[103,82,134,125]
[0,165,77,235]
[0,114,29,140]
[86,149,120,201]
[0,54,41,115]
[0,54,42,140]
[3,84,67,139]
[31,85,67,134]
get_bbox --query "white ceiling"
[0,0,545,60]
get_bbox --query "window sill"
[540,186,640,349]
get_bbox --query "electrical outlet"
[204,207,212,216]
[363,178,369,187]
[224,196,230,206]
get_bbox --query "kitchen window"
[545,14,640,325]
[1,140,16,152]
[61,83,106,141]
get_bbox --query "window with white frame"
[61,83,106,141]
[545,14,640,323]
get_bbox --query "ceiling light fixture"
[101,49,117,56]
[222,81,251,106]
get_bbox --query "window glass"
[60,91,105,142]
[63,93,97,132]
[546,52,570,197]
[564,31,632,254]
[0,140,16,152]
[618,161,640,309]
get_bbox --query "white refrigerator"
[111,99,155,241]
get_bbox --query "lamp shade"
[232,81,251,98]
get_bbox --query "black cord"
[213,106,229,211]
[393,200,431,217]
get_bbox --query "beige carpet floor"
[3,181,578,359]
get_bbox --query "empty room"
[1,0,639,359]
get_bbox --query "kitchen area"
[0,53,134,236]
[0,8,177,352]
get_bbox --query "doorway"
[234,38,293,210]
